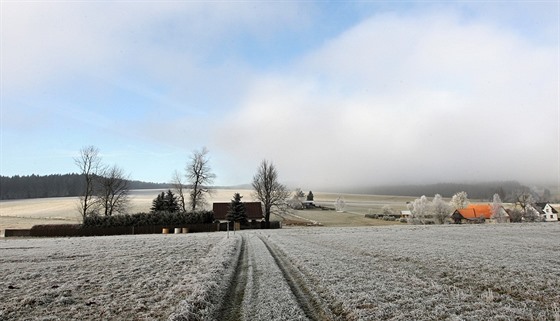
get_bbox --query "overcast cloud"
[1,2,558,191]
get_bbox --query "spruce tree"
[307,191,314,201]
[163,190,180,213]
[151,192,165,212]
[227,193,247,223]
[151,190,180,213]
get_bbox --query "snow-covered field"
[2,223,559,320]
[1,233,240,320]
[269,223,560,320]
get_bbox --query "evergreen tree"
[307,191,314,201]
[151,190,180,213]
[227,193,247,223]
[163,190,180,213]
[151,192,165,212]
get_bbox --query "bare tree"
[515,191,537,221]
[508,208,524,222]
[98,164,130,216]
[186,147,216,212]
[74,145,102,220]
[252,160,290,227]
[171,169,187,212]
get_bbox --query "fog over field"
[1,2,558,191]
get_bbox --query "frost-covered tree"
[542,189,552,202]
[515,192,534,215]
[432,194,451,224]
[294,188,305,199]
[334,196,346,212]
[382,205,396,216]
[408,195,432,224]
[508,208,524,223]
[523,205,541,222]
[491,193,507,223]
[450,191,469,210]
[227,193,247,223]
[287,194,303,209]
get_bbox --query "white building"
[533,203,559,222]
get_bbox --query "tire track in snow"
[258,235,349,321]
[215,235,248,321]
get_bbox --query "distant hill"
[334,181,554,202]
[0,174,170,200]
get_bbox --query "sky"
[1,1,559,191]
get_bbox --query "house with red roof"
[451,204,509,224]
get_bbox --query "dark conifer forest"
[0,174,168,200]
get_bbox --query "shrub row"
[29,223,220,237]
[365,214,400,221]
[83,211,214,228]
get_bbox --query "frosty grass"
[1,223,559,320]
[1,233,240,320]
[268,223,560,320]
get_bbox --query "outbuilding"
[212,202,264,221]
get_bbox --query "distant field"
[0,189,416,229]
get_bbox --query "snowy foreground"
[1,224,559,320]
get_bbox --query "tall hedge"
[83,211,214,227]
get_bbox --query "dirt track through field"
[258,235,343,321]
[215,235,249,321]
[215,232,350,321]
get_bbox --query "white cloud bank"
[1,3,558,189]
[213,11,559,189]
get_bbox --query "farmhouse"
[451,204,510,224]
[212,202,264,221]
[532,203,559,222]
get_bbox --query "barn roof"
[454,204,493,220]
[212,202,264,220]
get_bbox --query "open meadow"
[1,223,559,320]
[0,189,416,229]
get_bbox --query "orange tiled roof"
[456,204,493,219]
[467,204,493,219]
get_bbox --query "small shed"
[400,210,412,220]
[212,202,264,221]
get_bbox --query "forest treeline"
[353,181,552,202]
[0,174,169,200]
